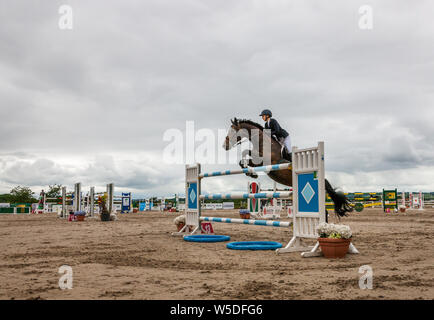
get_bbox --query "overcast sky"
[1,0,433,198]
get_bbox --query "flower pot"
[177,223,185,231]
[176,223,193,232]
[76,215,85,221]
[101,213,111,221]
[318,238,351,258]
[399,207,406,213]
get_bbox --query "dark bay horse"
[223,118,353,217]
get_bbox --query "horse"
[223,118,353,217]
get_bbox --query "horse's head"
[223,118,264,150]
[223,118,242,150]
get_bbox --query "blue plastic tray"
[183,235,231,242]
[226,241,283,250]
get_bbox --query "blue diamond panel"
[301,182,315,204]
[188,182,198,210]
[297,173,319,213]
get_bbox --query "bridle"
[227,124,262,149]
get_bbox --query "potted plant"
[68,210,75,221]
[74,211,86,221]
[239,209,250,219]
[174,214,187,231]
[316,223,353,258]
[98,195,111,221]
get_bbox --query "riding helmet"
[259,109,272,117]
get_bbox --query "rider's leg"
[279,136,292,161]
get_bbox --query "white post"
[89,187,95,217]
[62,186,67,218]
[422,192,425,209]
[402,191,405,207]
[107,183,114,214]
[172,163,201,236]
[73,183,82,212]
[43,193,47,213]
[419,191,424,210]
[161,197,165,212]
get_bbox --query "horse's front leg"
[238,149,259,179]
[239,149,251,167]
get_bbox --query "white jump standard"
[176,141,358,257]
[277,143,357,256]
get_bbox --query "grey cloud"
[1,0,434,193]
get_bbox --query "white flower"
[316,222,352,239]
[174,214,186,225]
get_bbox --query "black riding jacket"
[264,118,289,139]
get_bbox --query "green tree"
[46,184,62,201]
[10,186,36,204]
[0,193,13,203]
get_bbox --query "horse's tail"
[324,179,353,217]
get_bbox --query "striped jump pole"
[199,163,291,178]
[200,217,291,227]
[200,191,292,200]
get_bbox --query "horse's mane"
[235,118,264,130]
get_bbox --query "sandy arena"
[0,208,433,300]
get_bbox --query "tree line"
[0,185,63,204]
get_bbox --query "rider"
[259,109,292,160]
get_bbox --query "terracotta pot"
[318,238,351,258]
[177,223,185,231]
[76,215,85,221]
[101,213,111,221]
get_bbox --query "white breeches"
[280,136,291,153]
